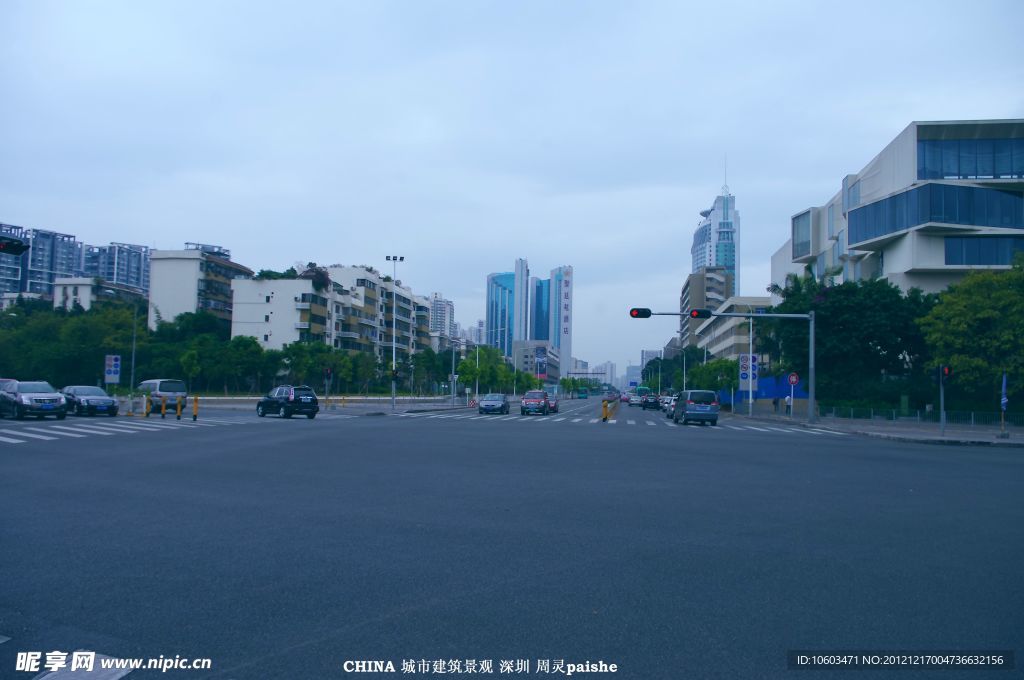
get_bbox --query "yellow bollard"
[602,399,609,422]
[192,395,199,422]
[145,395,152,417]
[160,396,167,419]
[176,396,182,420]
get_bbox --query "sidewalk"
[736,410,1022,448]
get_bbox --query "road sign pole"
[748,314,753,418]
[808,310,816,424]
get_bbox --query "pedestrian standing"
[785,394,792,416]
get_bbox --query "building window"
[265,295,271,303]
[264,314,270,322]
[918,138,1024,180]
[945,236,1024,265]
[792,211,812,258]
[263,334,269,342]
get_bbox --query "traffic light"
[0,236,29,256]
[688,308,712,319]
[941,365,952,382]
[629,308,652,318]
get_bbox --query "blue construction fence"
[718,374,808,405]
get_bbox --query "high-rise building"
[691,188,740,294]
[548,265,573,370]
[81,242,150,294]
[529,276,550,341]
[0,224,81,296]
[774,119,1024,294]
[429,292,456,339]
[513,258,530,342]
[485,272,516,356]
[678,266,734,347]
[640,349,662,370]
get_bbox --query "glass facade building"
[691,188,740,293]
[779,119,1024,294]
[530,277,550,341]
[486,272,515,356]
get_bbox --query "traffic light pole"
[645,310,817,423]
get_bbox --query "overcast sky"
[2,0,1022,373]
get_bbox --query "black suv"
[257,385,319,419]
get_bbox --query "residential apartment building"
[0,224,81,296]
[691,187,741,293]
[429,292,456,339]
[776,119,1024,294]
[678,266,734,347]
[81,242,150,294]
[510,340,560,384]
[148,243,253,329]
[692,296,772,361]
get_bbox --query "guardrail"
[818,406,1022,428]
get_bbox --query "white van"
[137,379,188,408]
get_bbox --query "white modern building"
[691,187,741,294]
[148,244,252,329]
[53,277,145,312]
[776,119,1024,294]
[231,277,357,351]
[549,265,573,371]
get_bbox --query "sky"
[2,0,1022,374]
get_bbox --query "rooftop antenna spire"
[722,154,730,196]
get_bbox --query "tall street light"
[386,255,404,411]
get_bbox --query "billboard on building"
[535,346,547,380]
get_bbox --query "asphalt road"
[0,402,1021,679]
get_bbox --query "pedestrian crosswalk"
[0,412,359,445]
[391,412,850,436]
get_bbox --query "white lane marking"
[743,426,772,432]
[0,428,57,440]
[809,428,848,435]
[765,427,793,432]
[789,428,823,435]
[607,420,617,424]
[74,424,145,434]
[589,418,599,423]
[0,434,26,444]
[50,425,114,436]
[665,422,677,427]
[646,421,656,426]
[571,418,582,422]
[26,426,85,438]
[470,416,488,420]
[553,418,566,422]
[725,425,744,431]
[626,419,636,425]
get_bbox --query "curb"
[739,414,1020,447]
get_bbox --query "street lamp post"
[386,255,404,412]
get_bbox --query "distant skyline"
[2,0,1022,371]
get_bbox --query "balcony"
[295,302,310,310]
[336,331,360,339]
[294,322,310,330]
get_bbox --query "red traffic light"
[629,308,652,318]
[942,365,952,379]
[688,308,712,319]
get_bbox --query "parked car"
[136,378,188,412]
[672,389,720,426]
[641,393,661,410]
[62,385,119,417]
[0,380,67,420]
[520,390,551,416]
[478,393,509,415]
[257,385,319,419]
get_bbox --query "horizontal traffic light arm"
[632,310,811,320]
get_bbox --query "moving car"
[520,390,551,416]
[664,395,678,418]
[257,385,319,419]
[0,380,67,420]
[672,389,720,426]
[136,378,188,411]
[620,393,630,403]
[548,394,560,413]
[641,393,661,410]
[62,385,119,417]
[478,393,509,414]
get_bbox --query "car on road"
[548,394,560,413]
[672,389,720,426]
[62,385,119,417]
[663,395,678,418]
[640,393,661,410]
[137,378,188,411]
[620,393,629,403]
[0,380,67,420]
[257,385,319,419]
[520,390,551,416]
[478,393,510,414]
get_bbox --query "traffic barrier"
[145,395,152,417]
[192,395,198,421]
[175,396,183,420]
[160,396,167,419]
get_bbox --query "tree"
[918,256,1024,410]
